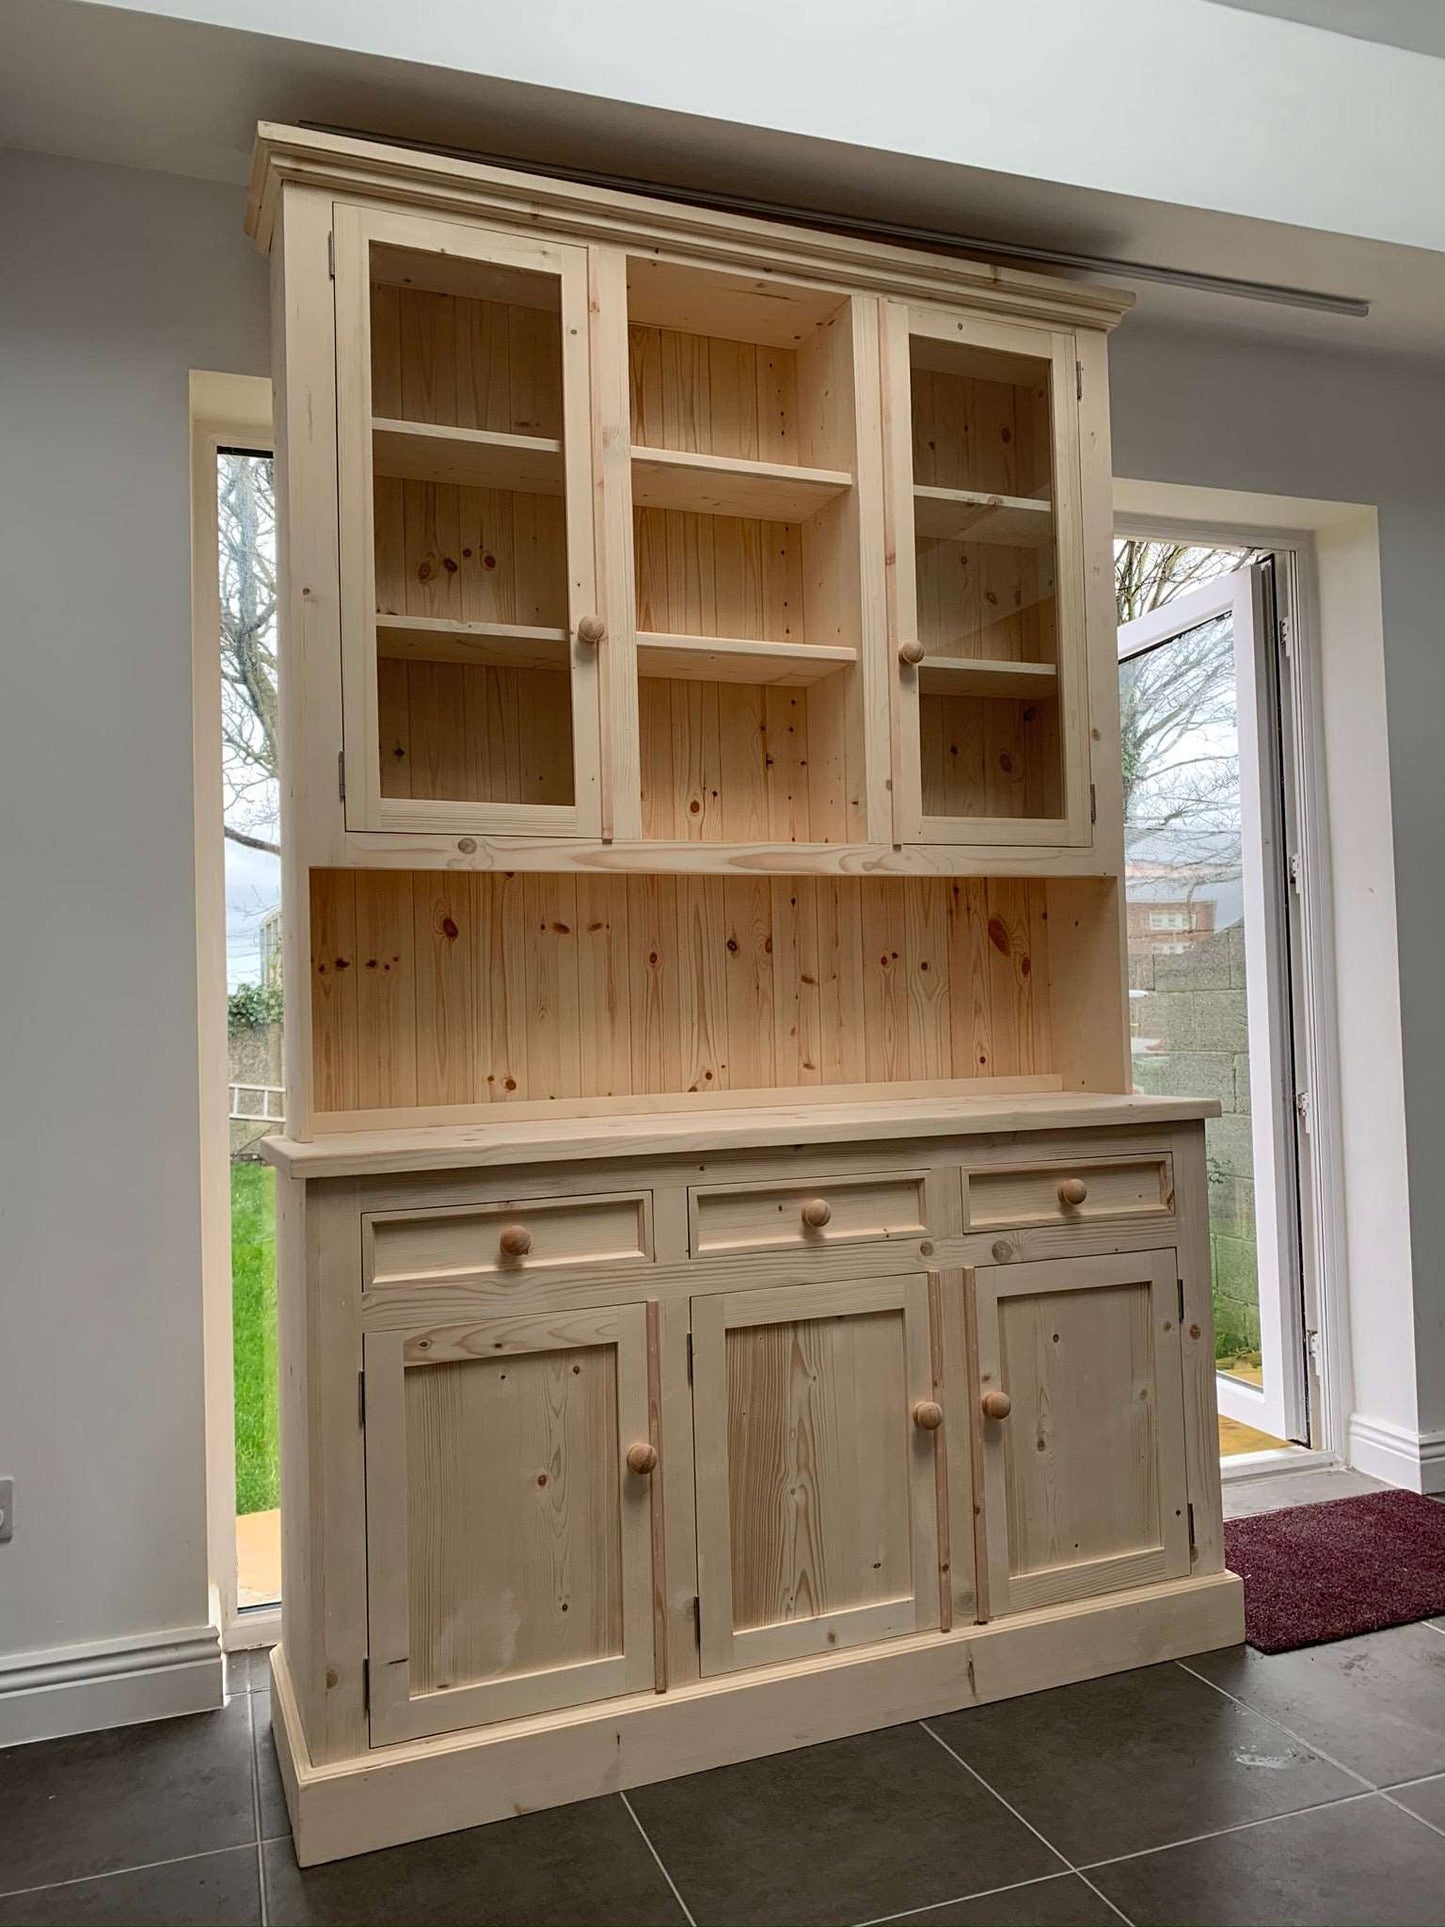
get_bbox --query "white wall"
[1110,322,1445,1476]
[0,148,267,1722]
[87,0,1445,251]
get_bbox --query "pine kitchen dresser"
[248,124,1241,1864]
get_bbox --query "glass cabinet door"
[332,205,601,836]
[881,303,1092,847]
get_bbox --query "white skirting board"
[1349,1414,1445,1494]
[0,1624,224,1747]
[273,1571,1244,1866]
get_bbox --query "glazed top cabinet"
[257,130,1128,871]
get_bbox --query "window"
[218,445,282,1611]
[1117,540,1309,1460]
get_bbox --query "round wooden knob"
[1058,1177,1089,1207]
[981,1390,1013,1422]
[575,615,606,646]
[800,1197,832,1229]
[498,1223,532,1257]
[898,640,927,667]
[912,1400,944,1432]
[626,1442,658,1475]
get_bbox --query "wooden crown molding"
[246,122,1135,333]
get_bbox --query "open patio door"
[1118,559,1309,1447]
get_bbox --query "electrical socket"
[0,1478,12,1543]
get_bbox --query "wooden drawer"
[689,1171,929,1257]
[364,1191,653,1287]
[964,1156,1173,1233]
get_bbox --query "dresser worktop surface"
[260,1089,1219,1180]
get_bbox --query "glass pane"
[910,333,1062,820]
[1121,610,1272,1424]
[219,449,282,1609]
[367,243,574,807]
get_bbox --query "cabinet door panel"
[881,301,1092,849]
[692,1274,943,1674]
[364,1303,655,1743]
[333,203,601,838]
[975,1251,1190,1616]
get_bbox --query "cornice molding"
[247,123,1134,334]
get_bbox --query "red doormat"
[1224,1490,1445,1653]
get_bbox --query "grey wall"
[1109,320,1445,1440]
[0,148,267,1661]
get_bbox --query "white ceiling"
[5,0,1445,368]
[1207,0,1445,58]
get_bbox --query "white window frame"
[190,371,280,1652]
[1116,495,1370,1485]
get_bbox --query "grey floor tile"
[0,1846,261,1926]
[888,1871,1120,1925]
[932,1662,1356,1865]
[1188,1624,1445,1786]
[252,1694,291,1840]
[227,1647,273,1695]
[1221,1469,1385,1521]
[1389,1774,1445,1831]
[628,1723,1063,1927]
[263,1796,686,1925]
[0,1697,257,1890]
[1087,1792,1445,1925]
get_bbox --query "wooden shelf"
[913,487,1052,547]
[636,633,855,687]
[373,419,564,496]
[631,446,852,521]
[915,656,1058,698]
[375,614,571,669]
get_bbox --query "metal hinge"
[1090,782,1097,826]
[686,1332,694,1384]
[1306,1326,1323,1374]
[1295,1089,1312,1136]
[327,230,336,279]
[691,1596,701,1645]
[1178,1278,1186,1323]
[357,1369,366,1426]
[1076,360,1083,401]
[1279,614,1293,657]
[1289,851,1303,895]
[338,749,347,803]
[361,1656,370,1712]
[1187,1504,1197,1551]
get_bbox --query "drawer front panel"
[965,1156,1173,1233]
[689,1172,928,1257]
[366,1192,653,1287]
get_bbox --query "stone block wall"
[1130,921,1259,1358]
[229,1020,283,1158]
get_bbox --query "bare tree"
[219,453,280,855]
[1114,538,1257,629]
[1115,540,1260,869]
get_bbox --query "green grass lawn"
[232,1159,280,1515]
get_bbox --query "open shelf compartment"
[626,257,872,843]
[307,867,1122,1124]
